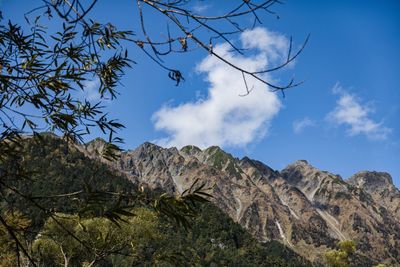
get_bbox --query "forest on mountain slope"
[0,134,312,266]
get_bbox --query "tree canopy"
[0,1,308,265]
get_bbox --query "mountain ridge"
[83,138,399,266]
[88,137,399,187]
[1,135,313,266]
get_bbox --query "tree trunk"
[59,245,69,267]
[87,259,96,267]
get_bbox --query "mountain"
[84,140,400,266]
[3,135,399,266]
[1,135,311,266]
[282,161,400,264]
[348,171,400,221]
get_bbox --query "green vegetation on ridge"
[0,135,311,266]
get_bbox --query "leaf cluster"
[0,9,132,144]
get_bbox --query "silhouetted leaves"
[168,69,184,85]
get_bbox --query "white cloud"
[192,2,211,13]
[82,78,101,102]
[327,84,391,140]
[240,27,289,63]
[293,117,315,134]
[152,27,289,149]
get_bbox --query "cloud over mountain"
[152,28,288,148]
[327,84,391,140]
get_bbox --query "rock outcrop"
[348,171,400,222]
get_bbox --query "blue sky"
[2,1,399,186]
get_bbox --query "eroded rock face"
[348,171,400,221]
[281,161,400,265]
[84,140,400,266]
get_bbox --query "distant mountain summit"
[348,171,394,189]
[348,171,400,221]
[79,138,400,265]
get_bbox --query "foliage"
[0,134,211,265]
[0,0,307,150]
[325,240,356,267]
[154,179,212,229]
[32,208,161,266]
[1,2,133,257]
[158,203,312,266]
[30,205,312,267]
[0,211,31,267]
[0,1,308,264]
[1,135,136,231]
[0,135,312,266]
[0,10,130,146]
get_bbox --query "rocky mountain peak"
[282,160,316,174]
[131,142,180,156]
[348,171,400,223]
[280,160,318,185]
[281,160,348,206]
[137,141,163,151]
[203,145,226,157]
[181,145,202,153]
[180,145,202,157]
[282,160,343,183]
[293,159,310,166]
[85,137,108,156]
[86,137,107,146]
[348,171,394,189]
[239,158,278,180]
[201,146,237,168]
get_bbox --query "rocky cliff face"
[348,171,400,222]
[282,162,400,264]
[85,140,400,266]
